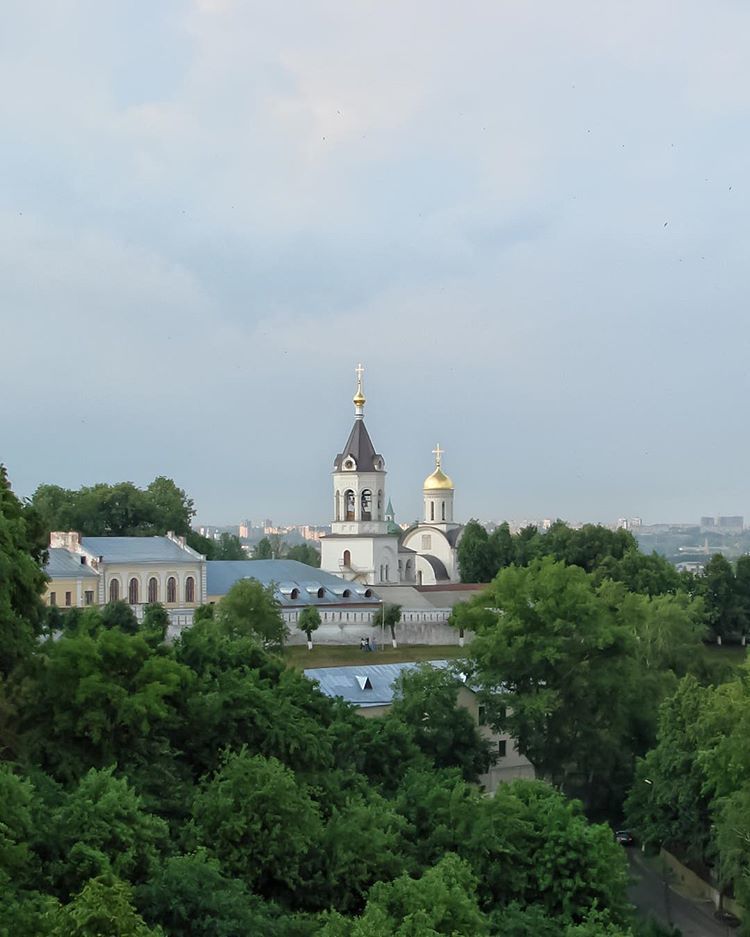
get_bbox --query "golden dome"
[353,389,366,407]
[424,467,454,490]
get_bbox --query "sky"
[2,1,750,527]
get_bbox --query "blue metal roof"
[304,659,456,708]
[81,537,197,564]
[206,559,379,607]
[45,548,100,579]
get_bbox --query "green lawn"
[285,643,467,670]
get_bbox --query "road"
[628,850,732,936]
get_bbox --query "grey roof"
[304,659,459,708]
[81,536,198,564]
[421,554,450,581]
[334,419,383,472]
[445,527,463,547]
[206,559,380,606]
[45,548,99,579]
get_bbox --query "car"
[713,908,741,928]
[615,830,635,846]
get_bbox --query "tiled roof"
[45,548,100,579]
[81,536,198,564]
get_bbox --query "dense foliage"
[0,467,645,935]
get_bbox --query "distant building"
[718,516,744,531]
[700,516,716,529]
[238,520,252,539]
[304,660,535,794]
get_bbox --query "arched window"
[185,576,195,603]
[430,501,435,521]
[361,489,372,521]
[128,578,139,604]
[148,577,158,603]
[343,549,351,568]
[317,587,325,598]
[167,577,177,603]
[342,589,351,598]
[442,501,446,521]
[109,579,119,602]
[344,490,355,521]
[290,588,299,600]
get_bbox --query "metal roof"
[334,419,383,472]
[304,659,458,708]
[45,548,100,579]
[81,536,197,564]
[206,559,380,606]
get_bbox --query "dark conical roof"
[334,419,384,472]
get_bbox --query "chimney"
[50,531,81,552]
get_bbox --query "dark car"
[713,908,741,928]
[615,830,635,846]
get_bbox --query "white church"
[320,366,464,587]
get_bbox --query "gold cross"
[432,443,444,468]
[355,362,364,389]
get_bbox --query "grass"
[285,643,467,670]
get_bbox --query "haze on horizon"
[2,1,749,528]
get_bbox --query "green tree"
[140,603,169,646]
[286,543,321,567]
[390,666,491,782]
[488,521,515,572]
[47,767,169,897]
[144,477,194,536]
[298,607,321,650]
[702,553,740,640]
[215,578,286,652]
[100,600,139,634]
[0,465,48,674]
[376,603,402,648]
[253,537,274,559]
[50,876,163,937]
[191,749,322,898]
[469,558,639,811]
[457,520,493,583]
[213,533,246,560]
[733,554,750,636]
[137,850,281,937]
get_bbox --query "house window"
[185,576,195,603]
[167,577,177,603]
[148,577,158,603]
[50,592,56,606]
[478,705,487,726]
[498,740,507,758]
[84,591,94,606]
[128,578,139,604]
[109,579,119,602]
[65,592,72,607]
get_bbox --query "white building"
[320,366,464,586]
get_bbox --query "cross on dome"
[432,443,444,469]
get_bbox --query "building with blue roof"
[303,659,535,792]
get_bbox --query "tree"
[144,477,194,536]
[702,553,740,640]
[100,600,139,635]
[488,522,515,572]
[390,666,491,782]
[253,537,274,560]
[376,603,402,648]
[286,543,321,567]
[140,603,170,646]
[46,767,168,897]
[733,555,750,637]
[298,607,321,650]
[49,876,162,937]
[0,465,48,675]
[468,558,640,811]
[213,533,246,560]
[215,579,286,652]
[457,520,493,583]
[190,749,322,898]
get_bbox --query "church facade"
[320,367,464,586]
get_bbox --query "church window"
[421,534,432,550]
[167,577,177,603]
[442,501,446,521]
[377,490,383,514]
[430,501,435,521]
[185,576,195,603]
[148,577,158,603]
[361,489,372,521]
[109,579,119,602]
[335,490,341,522]
[385,564,389,580]
[343,550,351,568]
[344,490,355,521]
[128,578,139,604]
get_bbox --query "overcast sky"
[2,1,749,527]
